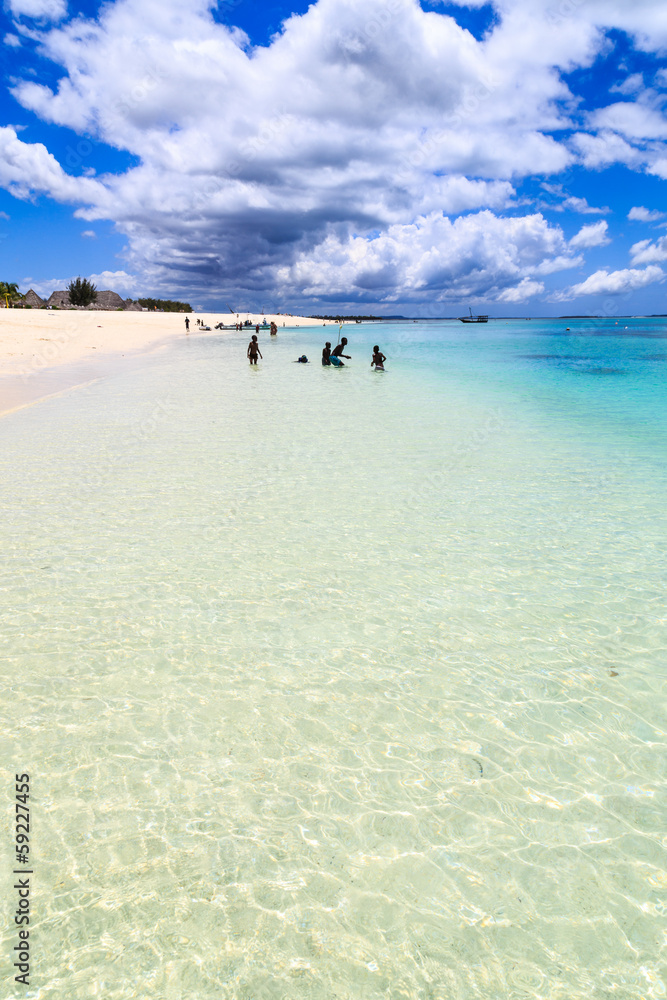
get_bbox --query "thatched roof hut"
[24,289,45,307]
[46,290,70,308]
[45,288,128,310]
[87,290,126,310]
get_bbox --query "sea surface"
[1,317,665,999]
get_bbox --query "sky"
[0,0,666,316]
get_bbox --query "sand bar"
[0,309,339,415]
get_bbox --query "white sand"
[0,308,340,415]
[0,309,338,379]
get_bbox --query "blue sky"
[0,0,666,315]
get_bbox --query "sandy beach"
[0,309,339,414]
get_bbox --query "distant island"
[308,314,404,321]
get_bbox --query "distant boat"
[459,307,488,324]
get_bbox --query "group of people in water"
[320,337,386,370]
[249,332,387,370]
[224,320,280,335]
[185,316,386,370]
[321,337,351,367]
[240,321,278,334]
[185,316,278,336]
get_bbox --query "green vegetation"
[0,281,24,305]
[135,298,192,312]
[67,277,98,307]
[308,314,395,321]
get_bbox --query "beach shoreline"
[0,309,338,415]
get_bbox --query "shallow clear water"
[1,318,666,999]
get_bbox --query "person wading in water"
[331,337,351,362]
[247,334,262,365]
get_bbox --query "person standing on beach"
[247,334,262,365]
[322,342,331,365]
[185,316,190,332]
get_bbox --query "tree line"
[308,314,391,321]
[129,298,192,312]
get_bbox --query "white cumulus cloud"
[570,130,643,169]
[647,158,667,179]
[610,73,644,96]
[630,236,667,264]
[2,0,667,305]
[628,206,666,222]
[7,0,67,21]
[555,265,665,299]
[538,184,610,214]
[569,220,610,249]
[497,277,545,302]
[561,195,609,215]
[274,210,575,304]
[590,102,667,141]
[88,269,136,291]
[0,126,105,204]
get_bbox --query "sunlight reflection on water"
[0,319,665,998]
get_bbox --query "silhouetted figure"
[332,337,350,360]
[371,346,386,370]
[247,335,262,365]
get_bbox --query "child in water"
[322,342,331,365]
[371,346,386,370]
[331,337,350,361]
[247,335,262,365]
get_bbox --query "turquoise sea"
[1,317,666,999]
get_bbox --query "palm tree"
[0,281,24,307]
